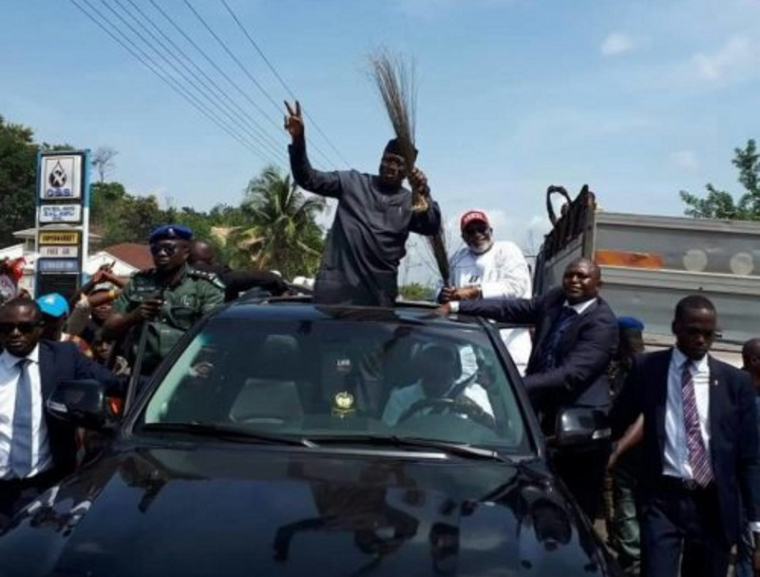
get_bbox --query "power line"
[100,0,282,162]
[182,0,281,122]
[147,0,311,166]
[122,0,283,156]
[69,0,275,165]
[181,0,338,170]
[114,0,283,159]
[219,0,351,168]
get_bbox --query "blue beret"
[37,293,70,318]
[149,224,193,243]
[618,316,644,331]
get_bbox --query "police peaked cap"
[149,224,193,243]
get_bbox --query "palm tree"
[227,166,326,279]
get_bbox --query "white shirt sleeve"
[382,384,424,426]
[479,242,532,299]
[463,384,494,417]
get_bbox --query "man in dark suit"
[612,295,760,577]
[437,257,618,520]
[0,298,121,529]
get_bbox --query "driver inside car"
[382,344,493,426]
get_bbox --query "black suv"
[0,300,616,576]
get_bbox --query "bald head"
[569,258,601,280]
[562,258,602,304]
[189,240,218,269]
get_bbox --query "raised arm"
[285,100,342,198]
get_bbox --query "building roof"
[13,226,102,240]
[101,243,153,271]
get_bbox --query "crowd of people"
[0,100,758,577]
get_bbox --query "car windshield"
[139,314,531,453]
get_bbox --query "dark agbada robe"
[289,142,441,307]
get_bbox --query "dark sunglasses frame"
[150,243,178,256]
[463,224,490,235]
[0,321,43,335]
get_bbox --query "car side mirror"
[553,407,610,448]
[46,379,117,431]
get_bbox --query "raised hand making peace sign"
[284,100,304,141]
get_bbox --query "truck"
[534,185,760,366]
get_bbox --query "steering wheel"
[397,397,496,430]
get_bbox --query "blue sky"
[2,0,759,282]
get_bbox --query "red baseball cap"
[460,210,490,231]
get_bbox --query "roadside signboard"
[38,246,79,258]
[39,204,82,224]
[35,151,90,298]
[39,155,83,200]
[39,231,81,245]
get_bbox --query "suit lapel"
[707,356,723,457]
[652,350,672,456]
[38,342,56,400]
[535,300,563,349]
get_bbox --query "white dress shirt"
[382,380,494,426]
[564,298,597,316]
[0,346,53,479]
[445,241,533,375]
[662,348,711,480]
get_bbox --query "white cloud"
[692,36,755,81]
[601,32,636,56]
[672,150,699,171]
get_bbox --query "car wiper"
[140,422,317,447]
[308,434,510,462]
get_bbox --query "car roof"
[213,296,484,329]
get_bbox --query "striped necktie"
[9,357,34,479]
[681,361,713,487]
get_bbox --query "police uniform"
[113,225,225,374]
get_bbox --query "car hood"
[0,445,610,577]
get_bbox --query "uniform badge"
[331,391,356,418]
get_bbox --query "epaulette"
[134,268,156,277]
[187,267,226,289]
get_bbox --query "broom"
[369,49,449,285]
[368,50,425,211]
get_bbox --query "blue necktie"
[9,358,33,478]
[540,307,578,370]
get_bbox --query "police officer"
[102,225,224,375]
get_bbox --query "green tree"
[228,166,325,278]
[680,139,760,219]
[90,181,165,246]
[0,116,38,246]
[399,282,432,301]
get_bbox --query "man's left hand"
[408,167,430,196]
[435,303,452,316]
[440,286,480,302]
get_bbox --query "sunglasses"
[463,224,489,235]
[150,243,178,256]
[0,322,42,335]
